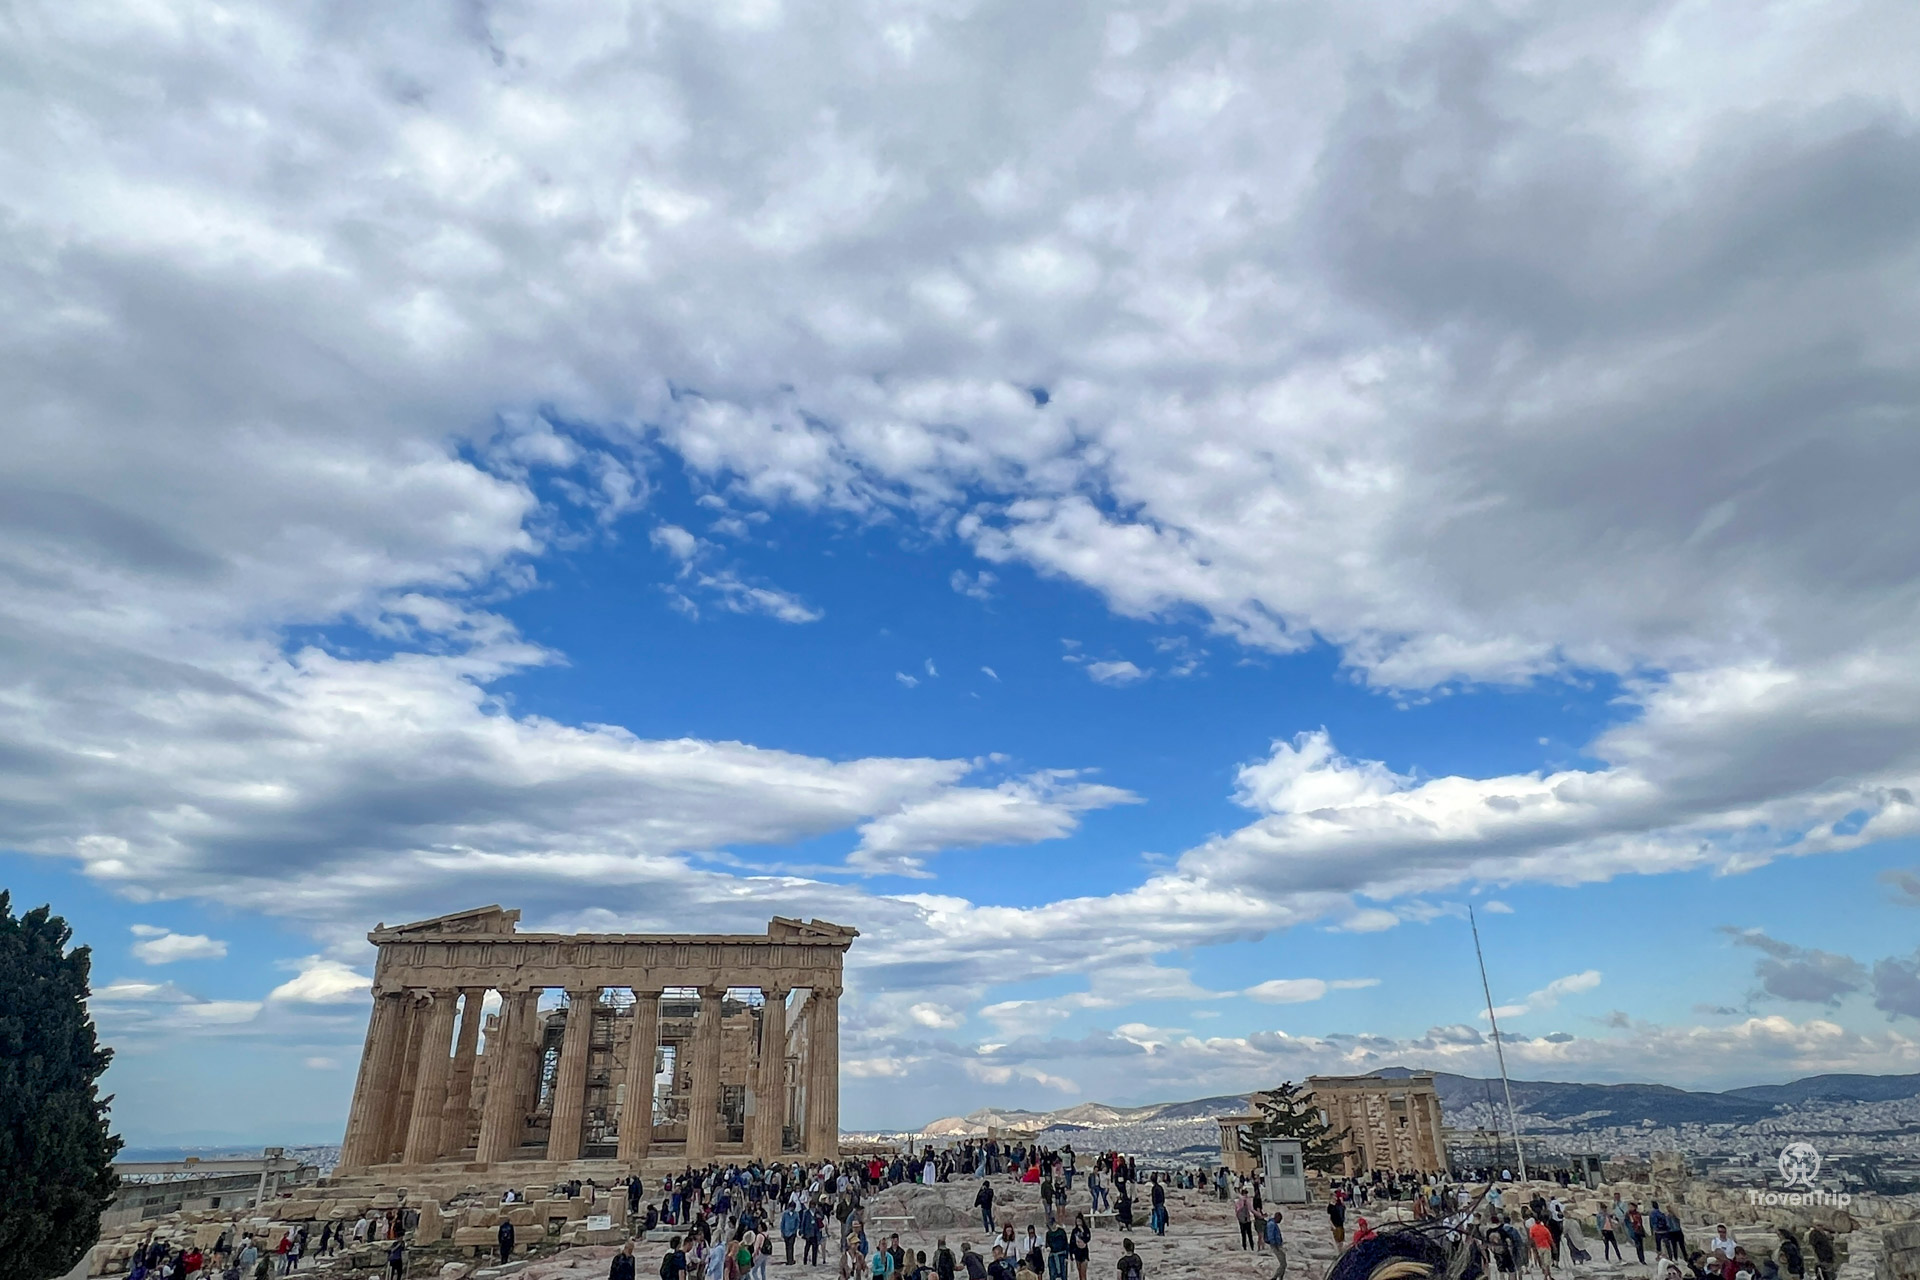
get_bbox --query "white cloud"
[1242,977,1380,1004]
[651,524,702,565]
[951,570,996,602]
[3,0,1920,1107]
[93,980,194,1004]
[849,771,1139,877]
[90,979,264,1033]
[1243,979,1328,1004]
[268,957,373,1005]
[1482,900,1515,914]
[1488,970,1603,1021]
[1084,660,1147,686]
[925,658,938,678]
[895,672,920,688]
[909,1002,965,1029]
[694,572,822,623]
[981,666,999,681]
[129,928,228,965]
[1334,909,1402,934]
[186,1001,266,1025]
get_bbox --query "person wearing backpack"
[662,1237,688,1280]
[1777,1230,1805,1280]
[1113,1240,1142,1280]
[934,1239,957,1280]
[976,1183,996,1235]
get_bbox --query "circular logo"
[1778,1142,1821,1190]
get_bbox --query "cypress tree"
[0,891,122,1280]
[1239,1079,1349,1172]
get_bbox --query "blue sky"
[4,0,1920,1146]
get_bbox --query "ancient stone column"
[384,995,430,1163]
[514,990,547,1129]
[546,989,597,1163]
[685,985,725,1165]
[339,990,409,1171]
[617,990,660,1164]
[403,991,460,1164]
[439,987,486,1156]
[752,987,789,1162]
[804,985,840,1159]
[475,989,533,1165]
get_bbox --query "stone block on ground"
[1879,1223,1920,1280]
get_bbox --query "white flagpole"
[1470,904,1528,1182]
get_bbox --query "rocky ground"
[89,1175,1914,1280]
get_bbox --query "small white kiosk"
[1260,1138,1310,1204]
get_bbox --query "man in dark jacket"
[1808,1227,1835,1280]
[659,1237,687,1280]
[1777,1230,1804,1280]
[498,1220,516,1265]
[976,1183,996,1234]
[1045,1225,1069,1280]
[610,1242,637,1280]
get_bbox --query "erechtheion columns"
[335,907,857,1175]
[1304,1073,1449,1176]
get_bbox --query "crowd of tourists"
[495,1147,1173,1280]
[1312,1177,1842,1280]
[126,1142,1845,1280]
[124,1212,415,1280]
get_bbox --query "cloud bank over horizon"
[5,0,1920,1129]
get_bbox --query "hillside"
[914,1069,1920,1137]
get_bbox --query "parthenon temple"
[335,907,857,1175]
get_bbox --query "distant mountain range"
[915,1070,1920,1136]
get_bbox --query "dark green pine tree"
[0,892,122,1280]
[1238,1080,1349,1173]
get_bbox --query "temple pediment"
[371,905,520,939]
[768,916,860,941]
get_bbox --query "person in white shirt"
[1708,1227,1738,1259]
